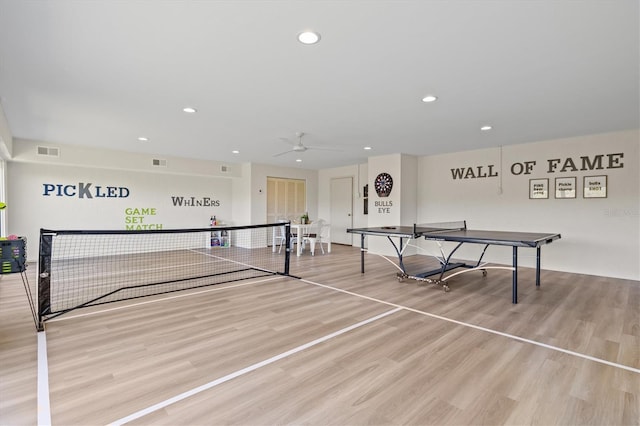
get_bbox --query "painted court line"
[300,278,640,375]
[108,307,403,426]
[37,331,51,426]
[190,248,276,274]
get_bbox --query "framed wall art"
[583,175,607,198]
[529,178,549,199]
[555,177,576,199]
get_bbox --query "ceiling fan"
[273,132,340,157]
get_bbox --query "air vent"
[220,165,229,173]
[152,159,167,167]
[37,146,60,157]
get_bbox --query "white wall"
[418,129,639,280]
[12,138,241,178]
[366,154,404,256]
[5,140,321,261]
[5,129,638,279]
[400,154,418,227]
[7,162,233,260]
[0,105,12,159]
[231,162,252,226]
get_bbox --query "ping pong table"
[347,221,561,303]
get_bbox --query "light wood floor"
[0,244,638,425]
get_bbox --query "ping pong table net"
[412,220,467,236]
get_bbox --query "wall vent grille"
[37,146,60,157]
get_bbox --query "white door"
[330,177,353,245]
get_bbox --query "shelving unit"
[210,228,230,248]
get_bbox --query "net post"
[38,229,53,331]
[284,223,291,275]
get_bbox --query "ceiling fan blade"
[273,149,294,157]
[307,145,343,152]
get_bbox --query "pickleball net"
[36,223,291,330]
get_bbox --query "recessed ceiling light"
[480,125,493,131]
[364,146,372,150]
[298,31,320,44]
[422,95,438,103]
[183,107,197,113]
[232,150,239,154]
[137,137,148,142]
[296,158,303,162]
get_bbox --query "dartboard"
[374,172,393,197]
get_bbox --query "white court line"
[108,307,403,426]
[37,331,52,426]
[46,276,282,323]
[191,248,275,274]
[299,278,640,375]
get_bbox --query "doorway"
[266,177,306,223]
[330,177,353,245]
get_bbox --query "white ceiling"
[0,1,638,170]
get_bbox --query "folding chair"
[303,219,329,255]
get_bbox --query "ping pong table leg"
[536,246,541,287]
[512,246,518,304]
[360,234,365,273]
[397,237,405,272]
